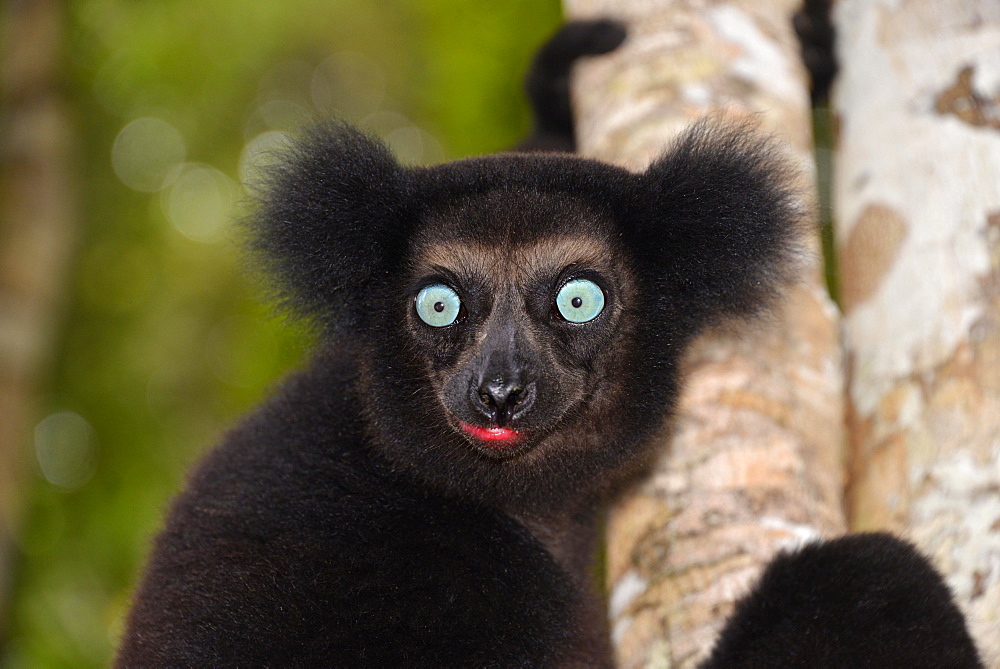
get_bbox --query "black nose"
[475,378,534,425]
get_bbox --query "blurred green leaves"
[3,0,561,665]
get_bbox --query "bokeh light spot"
[239,130,292,186]
[34,412,98,491]
[362,112,447,165]
[258,99,310,131]
[386,126,424,164]
[417,130,446,164]
[111,117,186,192]
[164,165,237,243]
[361,110,410,136]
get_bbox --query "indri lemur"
[118,19,982,668]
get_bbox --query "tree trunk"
[0,0,78,631]
[564,1,846,667]
[834,1,1000,659]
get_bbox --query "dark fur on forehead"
[411,235,624,292]
[412,187,617,250]
[410,153,635,218]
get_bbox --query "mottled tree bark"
[834,1,1000,659]
[0,0,78,630]
[564,1,846,667]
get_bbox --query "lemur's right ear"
[246,122,409,332]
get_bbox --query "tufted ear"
[245,122,409,334]
[630,121,808,332]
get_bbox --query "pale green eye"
[556,279,605,323]
[415,284,462,327]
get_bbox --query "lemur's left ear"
[245,123,410,333]
[629,122,808,330]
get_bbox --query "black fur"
[117,21,980,669]
[703,534,983,668]
[792,0,837,104]
[517,19,626,152]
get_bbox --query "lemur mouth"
[458,422,522,448]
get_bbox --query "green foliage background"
[3,1,562,665]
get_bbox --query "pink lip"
[459,423,521,444]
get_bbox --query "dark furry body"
[118,20,982,668]
[704,534,983,668]
[118,353,593,666]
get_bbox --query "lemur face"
[404,191,636,460]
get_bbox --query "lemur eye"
[555,279,605,323]
[415,284,462,327]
